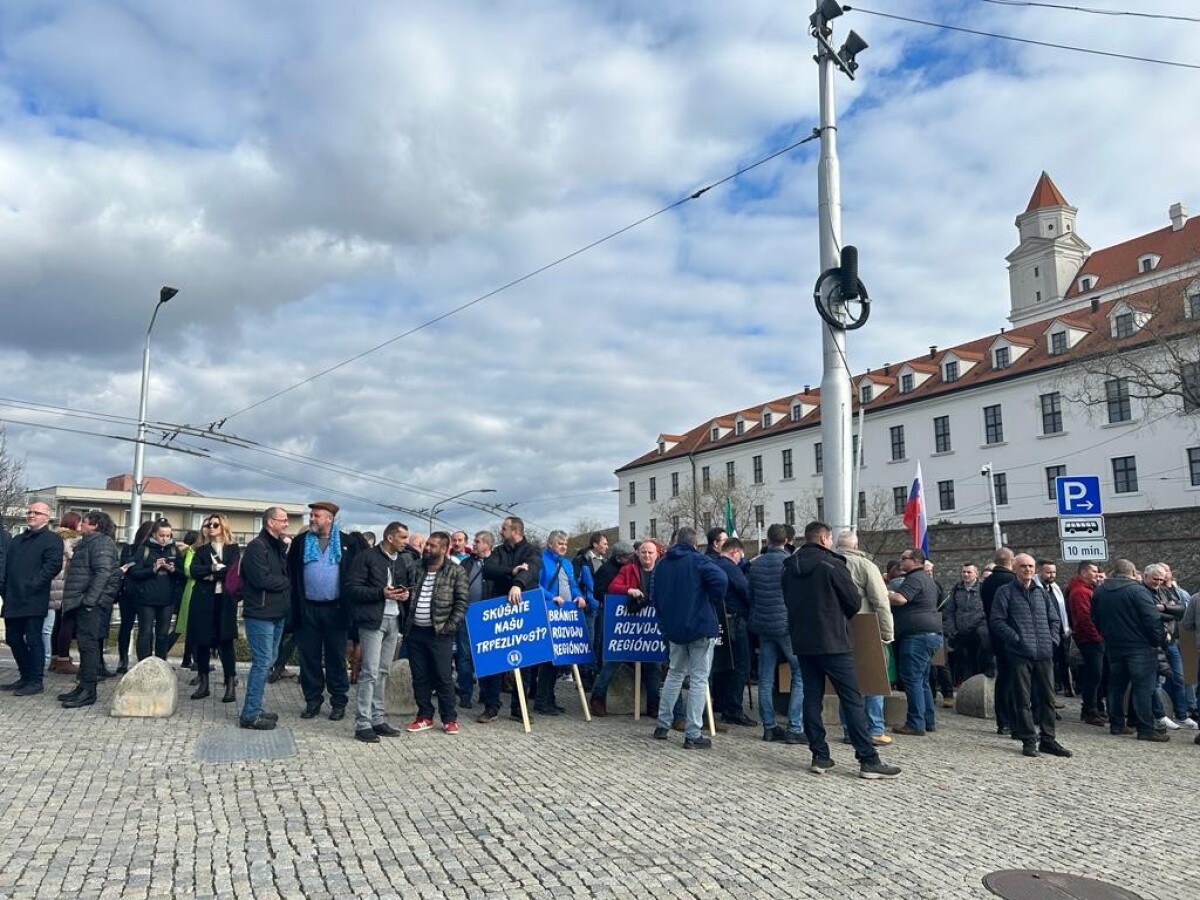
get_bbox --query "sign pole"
[512,669,531,734]
[705,686,717,738]
[571,664,592,722]
[633,662,641,720]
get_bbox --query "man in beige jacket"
[835,530,894,744]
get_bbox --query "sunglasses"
[206,523,222,529]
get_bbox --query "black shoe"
[300,703,322,719]
[683,736,712,750]
[222,678,236,703]
[1137,731,1170,743]
[329,706,346,721]
[190,675,210,700]
[240,716,277,731]
[1021,741,1039,757]
[510,709,524,721]
[258,711,279,722]
[116,658,129,675]
[355,728,381,743]
[1,679,26,691]
[61,687,97,709]
[809,757,835,774]
[476,708,499,724]
[13,682,43,696]
[763,725,786,742]
[459,696,474,710]
[1038,739,1072,758]
[267,667,282,684]
[554,703,567,713]
[532,704,561,716]
[98,665,114,679]
[996,725,1010,735]
[785,731,809,745]
[57,684,85,702]
[653,726,670,740]
[722,712,758,727]
[373,723,402,737]
[859,759,901,780]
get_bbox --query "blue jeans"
[657,638,715,740]
[842,694,885,737]
[1163,643,1188,719]
[758,633,803,733]
[897,633,942,732]
[42,608,56,668]
[454,622,475,701]
[243,617,285,721]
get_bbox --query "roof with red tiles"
[1025,172,1069,212]
[1066,216,1200,299]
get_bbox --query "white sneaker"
[1157,716,1181,730]
[1181,717,1199,730]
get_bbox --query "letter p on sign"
[1056,475,1102,517]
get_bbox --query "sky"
[2,0,1198,537]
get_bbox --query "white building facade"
[616,175,1200,543]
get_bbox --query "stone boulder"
[602,663,638,715]
[110,657,178,718]
[386,658,416,716]
[955,674,995,719]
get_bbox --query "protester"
[56,512,119,708]
[593,539,663,718]
[113,519,155,674]
[651,526,726,749]
[239,507,292,730]
[711,537,754,727]
[482,516,542,722]
[1035,560,1073,699]
[1066,562,1106,725]
[944,563,992,682]
[704,527,726,561]
[448,531,471,564]
[465,531,503,722]
[749,524,805,744]
[835,530,893,745]
[783,522,900,779]
[534,530,590,715]
[187,514,241,703]
[981,548,1017,734]
[2,502,65,695]
[48,511,82,675]
[404,532,468,735]
[1144,563,1192,729]
[1161,565,1195,720]
[125,518,183,661]
[888,549,943,737]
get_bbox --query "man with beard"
[482,517,542,722]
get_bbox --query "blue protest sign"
[465,588,553,678]
[602,594,668,663]
[546,598,594,666]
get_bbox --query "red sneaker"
[405,717,433,733]
[442,721,460,735]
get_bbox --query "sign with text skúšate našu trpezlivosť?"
[546,597,594,665]
[465,589,554,678]
[602,594,668,663]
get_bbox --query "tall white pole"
[816,7,852,537]
[128,303,161,544]
[984,463,1003,550]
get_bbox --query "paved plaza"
[0,663,1192,900]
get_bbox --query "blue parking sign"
[1056,475,1102,516]
[465,589,554,678]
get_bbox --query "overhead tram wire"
[205,130,823,428]
[977,0,1200,25]
[844,6,1200,70]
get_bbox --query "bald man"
[2,502,65,695]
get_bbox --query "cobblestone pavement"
[0,662,1192,900]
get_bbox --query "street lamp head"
[837,30,869,73]
[160,286,179,304]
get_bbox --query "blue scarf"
[303,529,342,565]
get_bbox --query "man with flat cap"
[287,501,361,720]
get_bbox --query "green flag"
[723,497,737,538]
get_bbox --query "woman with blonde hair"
[187,514,241,702]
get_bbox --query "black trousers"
[4,615,45,684]
[196,642,237,679]
[929,662,954,698]
[993,634,1014,730]
[117,595,137,662]
[1053,639,1074,694]
[297,601,349,708]
[954,625,995,680]
[76,605,107,686]
[1078,641,1105,718]
[135,606,173,661]
[407,625,457,723]
[1009,653,1056,742]
[797,652,880,764]
[514,662,559,713]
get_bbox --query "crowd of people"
[3,500,1198,774]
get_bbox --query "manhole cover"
[983,870,1144,900]
[194,726,298,762]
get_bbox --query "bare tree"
[854,486,903,559]
[651,476,771,543]
[0,425,28,530]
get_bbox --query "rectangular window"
[711,426,720,442]
[857,491,867,521]
[1189,449,1200,487]
[900,373,914,394]
[702,466,711,493]
[994,346,1011,370]
[1182,362,1200,412]
[781,448,793,479]
[702,512,712,530]
[1045,465,1066,501]
[893,486,907,515]
[791,403,802,422]
[943,360,959,383]
[763,411,773,428]
[629,521,636,540]
[1112,456,1138,493]
[1114,312,1134,338]
[890,425,905,461]
[1050,332,1067,356]
[861,384,874,403]
[649,477,657,502]
[1105,378,1131,423]
[814,442,823,474]
[934,415,951,453]
[671,515,680,532]
[984,404,1004,444]
[649,518,658,539]
[1190,294,1200,320]
[752,455,764,485]
[726,460,735,488]
[783,500,795,526]
[938,480,955,511]
[671,472,679,497]
[852,434,862,465]
[816,497,824,521]
[735,420,745,436]
[993,472,1008,506]
[1040,392,1063,435]
[628,481,636,505]
[754,505,765,531]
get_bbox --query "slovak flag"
[902,461,929,557]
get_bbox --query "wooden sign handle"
[705,686,717,737]
[512,668,531,734]
[633,661,642,721]
[571,664,592,722]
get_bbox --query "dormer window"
[1078,276,1094,293]
[762,411,773,428]
[791,403,802,421]
[735,420,745,436]
[994,346,1011,370]
[861,384,874,403]
[658,441,666,455]
[1138,254,1161,274]
[1188,293,1200,320]
[943,360,959,383]
[1050,331,1067,356]
[1114,312,1134,339]
[711,427,720,442]
[899,373,914,394]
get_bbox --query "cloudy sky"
[2,0,1197,536]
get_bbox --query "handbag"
[223,548,244,599]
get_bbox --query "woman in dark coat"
[126,518,184,661]
[187,514,241,702]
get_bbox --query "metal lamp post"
[128,286,179,543]
[427,488,496,532]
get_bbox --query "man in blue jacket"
[651,526,727,749]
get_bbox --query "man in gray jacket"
[835,531,893,745]
[57,511,119,708]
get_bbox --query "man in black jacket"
[287,501,361,721]
[2,502,64,695]
[482,516,542,721]
[58,511,120,708]
[783,521,900,780]
[240,507,292,730]
[981,547,1017,734]
[345,522,411,742]
[991,553,1070,758]
[1092,559,1167,741]
[712,538,754,726]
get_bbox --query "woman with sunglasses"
[187,515,241,701]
